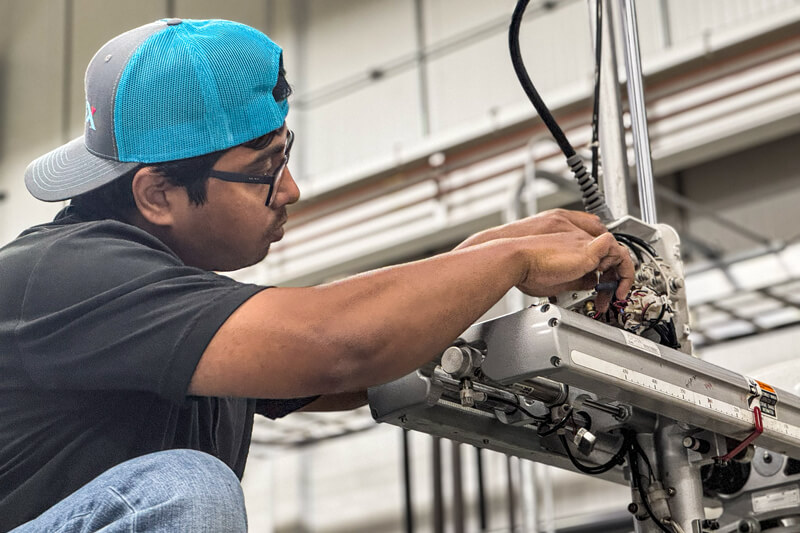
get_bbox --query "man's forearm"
[192,238,526,399]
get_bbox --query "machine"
[368,1,800,532]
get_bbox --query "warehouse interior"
[1,0,799,531]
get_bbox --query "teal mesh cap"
[25,18,289,201]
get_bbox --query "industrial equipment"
[369,2,800,531]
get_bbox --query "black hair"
[71,60,292,222]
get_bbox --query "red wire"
[716,406,763,462]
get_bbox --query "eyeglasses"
[208,130,294,206]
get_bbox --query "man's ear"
[131,167,183,227]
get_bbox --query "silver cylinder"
[656,421,705,531]
[618,0,658,224]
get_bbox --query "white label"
[621,330,661,357]
[752,486,800,513]
[570,349,800,443]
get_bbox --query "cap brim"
[24,136,140,202]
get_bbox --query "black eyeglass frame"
[208,130,294,206]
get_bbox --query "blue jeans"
[11,449,247,532]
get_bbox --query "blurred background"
[1,0,799,531]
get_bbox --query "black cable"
[558,432,629,475]
[627,445,674,533]
[640,305,667,336]
[630,434,655,483]
[614,234,644,263]
[590,0,602,183]
[509,0,613,220]
[538,407,574,437]
[492,396,549,422]
[614,232,658,257]
[509,0,575,158]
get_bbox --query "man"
[0,18,633,532]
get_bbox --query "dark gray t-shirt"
[0,207,314,531]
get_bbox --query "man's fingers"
[587,233,635,300]
[558,210,607,237]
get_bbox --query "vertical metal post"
[61,0,74,143]
[536,463,556,533]
[476,447,488,532]
[588,0,630,219]
[291,0,309,182]
[658,0,673,48]
[452,441,465,533]
[432,436,444,533]
[520,459,538,533]
[413,0,432,136]
[618,0,658,224]
[298,449,314,533]
[506,455,517,533]
[656,421,705,532]
[402,429,414,533]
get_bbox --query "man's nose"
[275,167,300,206]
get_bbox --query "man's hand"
[454,209,607,251]
[456,209,633,310]
[512,231,634,309]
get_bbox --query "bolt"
[548,318,559,327]
[669,278,684,292]
[540,304,550,313]
[482,439,490,445]
[571,292,579,299]
[399,415,408,424]
[550,356,561,367]
[763,451,772,464]
[667,487,676,497]
[627,502,638,514]
[738,520,751,532]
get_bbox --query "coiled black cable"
[509,0,613,221]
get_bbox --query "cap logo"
[85,100,96,131]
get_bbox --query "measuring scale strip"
[570,350,800,442]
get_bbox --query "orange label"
[756,380,776,394]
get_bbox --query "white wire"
[669,519,686,533]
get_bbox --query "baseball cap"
[25,18,289,202]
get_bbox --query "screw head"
[548,318,559,327]
[540,304,550,313]
[550,356,561,367]
[763,451,772,463]
[667,487,676,497]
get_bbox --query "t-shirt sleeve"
[255,396,320,419]
[13,222,267,404]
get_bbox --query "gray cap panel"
[24,137,139,201]
[84,21,166,160]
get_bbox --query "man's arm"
[189,214,632,400]
[299,391,369,412]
